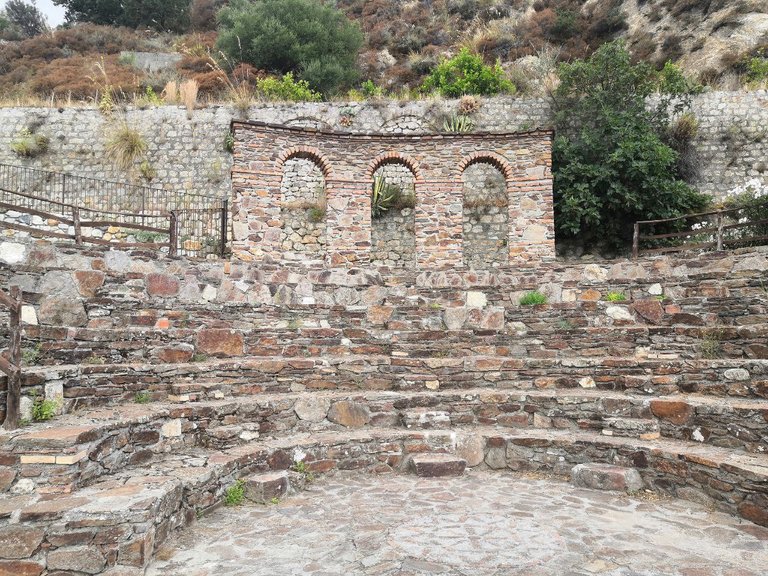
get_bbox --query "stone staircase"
[0,241,767,574]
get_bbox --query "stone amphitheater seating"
[0,240,766,575]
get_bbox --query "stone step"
[244,470,290,504]
[3,387,767,494]
[409,453,467,477]
[601,417,660,440]
[571,463,644,493]
[2,424,768,574]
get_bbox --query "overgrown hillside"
[0,0,766,102]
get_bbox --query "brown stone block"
[197,329,244,356]
[327,401,371,428]
[0,560,44,576]
[410,453,466,477]
[0,525,44,559]
[146,273,180,297]
[649,400,693,426]
[738,498,768,527]
[47,546,106,574]
[74,271,106,297]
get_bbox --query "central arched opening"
[462,159,509,269]
[370,159,417,268]
[279,154,327,263]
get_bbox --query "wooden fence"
[633,198,768,258]
[0,286,22,430]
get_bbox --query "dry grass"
[106,124,148,171]
[179,79,199,118]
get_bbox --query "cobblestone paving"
[148,470,768,576]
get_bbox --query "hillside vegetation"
[0,0,766,103]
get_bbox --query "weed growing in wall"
[519,291,548,306]
[11,127,49,158]
[224,479,246,506]
[604,291,627,302]
[106,124,148,171]
[32,395,58,422]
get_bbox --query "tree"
[552,41,709,251]
[421,48,515,97]
[52,0,191,32]
[4,0,48,38]
[216,0,363,95]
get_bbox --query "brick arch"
[277,146,334,179]
[367,152,421,182]
[456,152,514,182]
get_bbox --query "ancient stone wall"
[0,91,763,204]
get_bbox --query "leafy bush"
[11,128,49,158]
[421,48,515,97]
[519,291,548,306]
[442,113,474,133]
[224,479,246,506]
[371,176,415,218]
[53,0,191,32]
[256,73,322,102]
[552,41,710,251]
[32,396,57,421]
[217,0,364,95]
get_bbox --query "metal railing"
[0,286,22,430]
[0,163,228,258]
[633,197,768,258]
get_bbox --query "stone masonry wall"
[0,91,763,203]
[280,158,326,263]
[230,122,555,268]
[463,163,508,269]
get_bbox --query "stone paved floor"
[148,470,768,576]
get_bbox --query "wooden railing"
[0,188,180,255]
[0,286,22,430]
[633,198,768,258]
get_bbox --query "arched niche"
[279,154,327,263]
[461,159,509,269]
[370,158,417,268]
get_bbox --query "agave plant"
[442,113,474,133]
[371,176,396,218]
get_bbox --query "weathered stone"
[738,498,768,527]
[20,306,37,326]
[443,307,467,330]
[605,306,633,322]
[647,283,663,296]
[38,296,87,327]
[327,401,370,428]
[571,463,643,493]
[410,454,466,477]
[366,306,394,324]
[118,529,155,568]
[74,270,105,297]
[582,264,607,282]
[724,368,750,381]
[455,434,484,467]
[155,344,194,364]
[466,291,487,308]
[0,560,44,576]
[244,471,289,504]
[146,273,180,297]
[579,377,596,389]
[196,329,244,356]
[0,526,44,559]
[632,299,665,324]
[0,469,15,492]
[294,397,331,422]
[485,446,507,469]
[47,546,106,574]
[0,242,26,265]
[649,400,693,425]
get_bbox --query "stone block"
[0,560,44,576]
[46,546,106,574]
[410,454,467,477]
[118,528,155,568]
[146,273,180,297]
[196,329,244,356]
[74,271,105,297]
[38,296,87,327]
[632,299,665,324]
[571,463,643,493]
[327,401,370,428]
[455,434,484,467]
[244,470,289,504]
[0,525,44,559]
[650,400,692,425]
[293,397,330,422]
[155,344,195,363]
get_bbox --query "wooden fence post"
[72,206,82,245]
[3,286,22,430]
[632,222,640,259]
[716,211,724,251]
[169,211,178,256]
[220,200,228,258]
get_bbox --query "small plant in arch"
[519,291,548,306]
[32,395,58,422]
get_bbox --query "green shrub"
[217,0,363,95]
[32,396,57,421]
[604,291,627,302]
[552,41,710,251]
[11,127,49,158]
[21,344,42,365]
[224,479,246,506]
[371,176,415,219]
[746,56,768,84]
[421,48,515,97]
[256,73,322,102]
[223,131,235,153]
[134,391,151,404]
[519,291,548,306]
